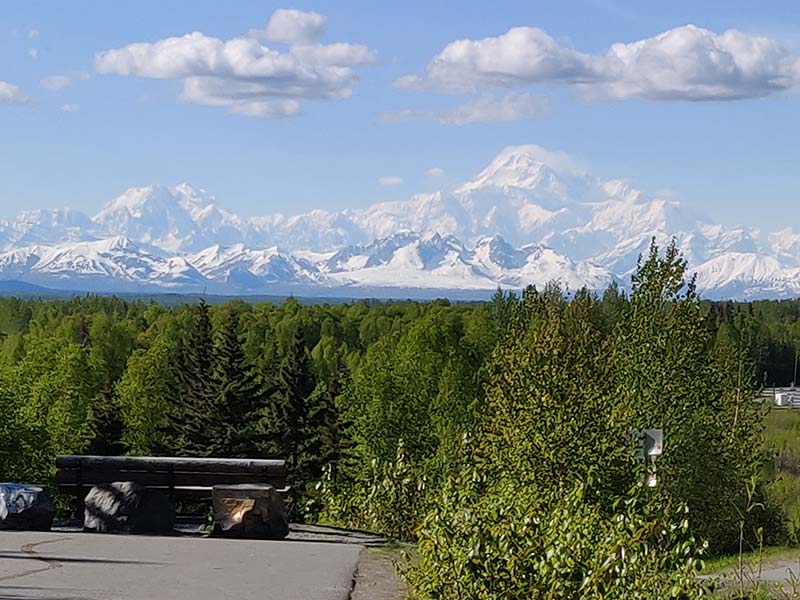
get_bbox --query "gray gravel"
[0,530,362,600]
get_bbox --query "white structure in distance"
[774,387,800,407]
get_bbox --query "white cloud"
[398,24,800,101]
[250,9,327,44]
[397,27,597,94]
[179,77,303,117]
[42,75,70,91]
[42,73,90,91]
[290,42,376,66]
[61,104,80,112]
[0,81,31,105]
[427,167,445,177]
[590,26,800,100]
[380,92,549,125]
[29,48,39,59]
[378,176,403,186]
[94,10,376,117]
[28,29,39,40]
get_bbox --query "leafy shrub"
[403,469,707,600]
[315,441,431,540]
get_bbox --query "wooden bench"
[55,455,288,498]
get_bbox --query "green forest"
[4,241,800,598]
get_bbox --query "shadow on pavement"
[0,585,95,600]
[0,552,163,566]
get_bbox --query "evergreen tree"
[165,300,221,457]
[308,350,355,485]
[87,383,125,455]
[212,309,265,458]
[264,326,316,511]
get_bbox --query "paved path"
[0,531,362,600]
[702,552,800,593]
[750,557,800,585]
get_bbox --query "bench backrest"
[55,455,288,496]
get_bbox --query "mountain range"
[1,145,798,299]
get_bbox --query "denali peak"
[0,145,797,299]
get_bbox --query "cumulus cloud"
[378,176,403,186]
[380,92,549,125]
[398,24,800,101]
[397,27,597,94]
[95,9,376,117]
[0,81,31,105]
[590,26,800,100]
[61,103,80,112]
[28,29,39,40]
[29,48,39,59]
[427,167,445,177]
[250,9,327,44]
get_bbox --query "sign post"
[631,429,663,487]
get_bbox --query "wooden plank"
[57,485,290,499]
[55,455,287,475]
[55,468,286,488]
[57,484,212,497]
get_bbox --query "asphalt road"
[0,530,362,600]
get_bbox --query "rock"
[212,483,289,540]
[0,483,55,531]
[84,482,176,534]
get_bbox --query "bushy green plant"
[403,469,707,600]
[315,440,430,540]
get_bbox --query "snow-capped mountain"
[186,244,325,290]
[0,237,207,292]
[0,144,798,299]
[92,183,251,253]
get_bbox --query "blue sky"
[1,0,799,228]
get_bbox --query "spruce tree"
[264,327,316,511]
[306,351,354,486]
[212,310,265,458]
[165,300,221,457]
[87,383,125,455]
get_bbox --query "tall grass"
[766,409,800,538]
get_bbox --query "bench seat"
[55,455,288,497]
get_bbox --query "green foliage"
[341,304,490,533]
[315,440,430,541]
[613,240,773,553]
[764,409,800,541]
[0,365,47,482]
[211,309,265,458]
[116,339,173,455]
[263,325,320,516]
[478,287,630,501]
[403,470,706,599]
[165,299,222,456]
[1,247,799,598]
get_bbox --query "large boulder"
[84,482,176,534]
[0,484,55,531]
[212,483,289,540]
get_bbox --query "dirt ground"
[351,546,408,600]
